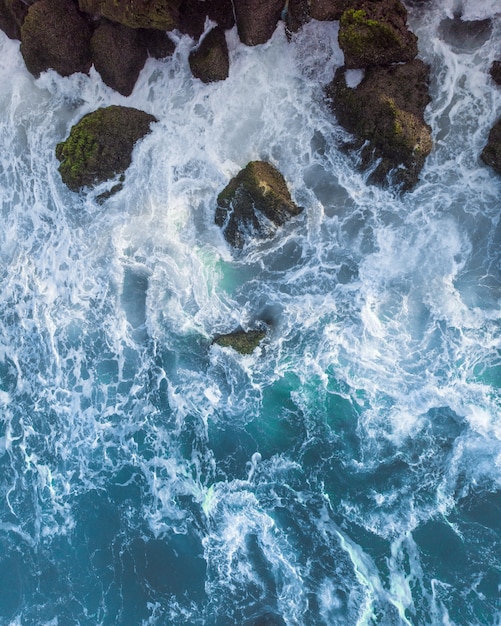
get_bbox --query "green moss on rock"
[78,0,180,30]
[215,161,302,248]
[481,118,501,176]
[55,105,157,192]
[338,0,417,68]
[213,329,266,354]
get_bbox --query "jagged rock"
[490,60,501,86]
[138,29,176,58]
[326,59,432,190]
[234,0,285,46]
[55,105,157,192]
[338,0,418,68]
[215,161,302,248]
[213,329,266,354]
[91,20,148,96]
[481,118,501,176]
[189,26,229,83]
[78,0,180,30]
[20,0,93,77]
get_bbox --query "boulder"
[213,329,266,354]
[490,60,501,86]
[0,0,20,39]
[481,118,501,176]
[178,0,206,39]
[326,59,432,190]
[206,0,235,31]
[78,0,180,30]
[138,29,176,59]
[189,26,229,83]
[91,20,148,96]
[234,0,285,46]
[215,161,302,248]
[20,0,93,77]
[286,0,356,34]
[55,105,157,192]
[338,0,418,68]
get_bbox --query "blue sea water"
[0,0,500,624]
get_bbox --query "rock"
[138,29,176,59]
[206,0,235,31]
[213,329,266,354]
[178,0,206,39]
[338,0,418,69]
[285,0,310,34]
[481,118,501,176]
[189,26,229,83]
[326,59,432,190]
[310,0,355,21]
[91,20,148,96]
[20,0,93,77]
[215,161,302,248]
[490,60,501,86]
[55,105,157,192]
[438,15,492,53]
[234,0,285,46]
[78,0,180,31]
[0,0,20,39]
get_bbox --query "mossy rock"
[20,0,93,77]
[490,60,501,86]
[326,59,432,190]
[215,161,302,248]
[338,0,417,68]
[55,105,157,192]
[189,26,229,83]
[91,19,148,96]
[78,0,181,30]
[213,329,266,354]
[481,118,501,176]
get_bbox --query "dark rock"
[438,15,492,53]
[178,0,206,39]
[285,0,309,34]
[338,0,418,69]
[20,0,93,77]
[189,26,229,83]
[138,29,176,58]
[215,161,302,248]
[490,60,501,86]
[234,0,285,46]
[0,0,20,39]
[6,0,36,25]
[310,0,355,21]
[481,118,501,176]
[213,329,266,354]
[55,105,157,192]
[91,20,148,96]
[326,59,432,190]
[206,0,235,30]
[78,0,180,30]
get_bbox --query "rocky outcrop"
[20,0,93,77]
[55,106,157,192]
[490,60,501,86]
[326,59,432,190]
[338,0,418,68]
[78,0,180,31]
[213,329,266,354]
[481,119,501,176]
[189,26,229,83]
[91,20,148,96]
[215,161,302,248]
[234,0,285,46]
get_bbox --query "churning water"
[0,0,500,624]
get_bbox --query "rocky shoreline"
[1,0,500,353]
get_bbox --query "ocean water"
[0,0,500,624]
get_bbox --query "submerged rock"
[55,105,157,192]
[213,329,266,354]
[326,59,432,190]
[189,26,229,83]
[215,161,302,248]
[490,60,501,86]
[234,0,285,46]
[338,0,417,68]
[20,0,93,77]
[78,0,180,30]
[438,15,492,53]
[91,20,148,96]
[481,118,501,176]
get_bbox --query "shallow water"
[0,1,500,624]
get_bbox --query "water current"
[0,0,500,624]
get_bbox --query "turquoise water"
[0,1,500,624]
